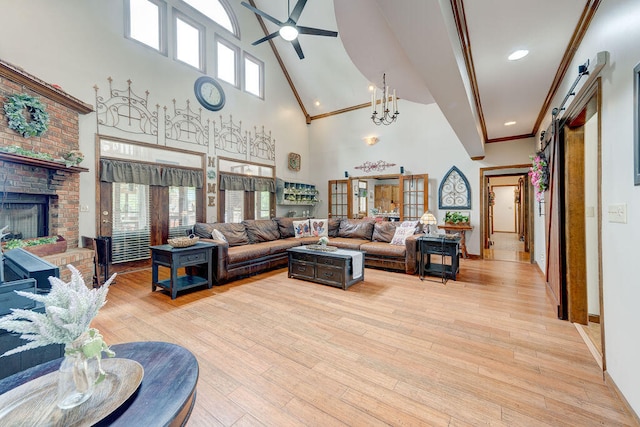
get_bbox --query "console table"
[437,223,472,258]
[150,242,215,299]
[0,341,198,426]
[287,246,364,290]
[418,235,461,281]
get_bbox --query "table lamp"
[420,211,437,235]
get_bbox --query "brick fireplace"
[0,60,95,283]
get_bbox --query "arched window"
[438,166,471,209]
[181,0,239,36]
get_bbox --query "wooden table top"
[0,341,198,426]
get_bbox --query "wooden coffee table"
[287,246,364,290]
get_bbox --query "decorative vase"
[57,338,98,409]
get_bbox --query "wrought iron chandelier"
[370,73,399,125]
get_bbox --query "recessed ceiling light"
[314,100,320,107]
[368,84,375,92]
[508,50,529,61]
[504,121,517,126]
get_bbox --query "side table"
[437,223,472,258]
[418,235,461,281]
[150,242,215,299]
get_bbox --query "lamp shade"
[420,212,437,226]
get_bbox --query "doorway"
[480,167,533,264]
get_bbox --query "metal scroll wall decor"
[438,165,471,209]
[94,77,159,142]
[212,115,275,165]
[354,160,396,173]
[165,99,209,147]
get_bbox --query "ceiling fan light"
[508,49,529,61]
[279,25,298,41]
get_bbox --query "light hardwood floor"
[93,259,637,426]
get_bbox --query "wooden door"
[399,174,428,221]
[328,180,349,218]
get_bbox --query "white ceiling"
[248,0,589,158]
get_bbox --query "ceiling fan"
[241,0,338,59]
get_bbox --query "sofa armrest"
[404,234,421,274]
[195,238,228,283]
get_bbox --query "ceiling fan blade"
[297,26,338,37]
[291,38,305,59]
[288,0,308,24]
[252,31,280,45]
[240,2,284,26]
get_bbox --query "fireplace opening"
[0,194,49,240]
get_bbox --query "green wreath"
[3,93,50,138]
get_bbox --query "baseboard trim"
[604,371,640,426]
[574,322,603,370]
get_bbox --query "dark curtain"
[219,173,275,192]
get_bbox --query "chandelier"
[370,73,399,125]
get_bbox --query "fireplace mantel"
[0,152,88,173]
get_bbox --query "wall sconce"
[344,171,349,178]
[400,166,405,174]
[363,136,379,146]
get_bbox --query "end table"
[150,242,215,299]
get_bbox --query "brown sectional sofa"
[192,217,420,284]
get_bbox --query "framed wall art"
[288,152,301,171]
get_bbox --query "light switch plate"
[608,203,627,223]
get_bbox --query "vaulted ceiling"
[247,0,598,158]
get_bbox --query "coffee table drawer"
[290,261,314,280]
[316,265,343,285]
[290,252,315,263]
[317,256,345,267]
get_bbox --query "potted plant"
[2,235,67,257]
[444,211,470,225]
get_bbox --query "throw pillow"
[293,220,311,238]
[390,221,418,246]
[211,229,227,242]
[310,219,328,237]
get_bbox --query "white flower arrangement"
[318,236,330,246]
[0,265,116,358]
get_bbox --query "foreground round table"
[0,341,198,426]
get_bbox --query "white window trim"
[124,0,168,55]
[215,36,240,88]
[173,8,206,71]
[243,52,264,99]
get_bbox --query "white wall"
[585,113,600,316]
[308,100,534,255]
[0,0,310,229]
[535,0,640,414]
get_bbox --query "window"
[181,0,237,35]
[126,0,166,53]
[218,158,275,222]
[112,183,151,263]
[244,53,263,98]
[174,12,204,70]
[216,38,238,86]
[168,186,197,238]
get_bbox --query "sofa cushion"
[266,237,303,254]
[329,237,370,250]
[372,221,399,243]
[360,241,406,257]
[227,244,270,263]
[337,218,375,240]
[309,218,328,237]
[243,219,280,243]
[274,217,298,238]
[293,220,311,238]
[193,222,216,238]
[328,218,341,237]
[211,223,249,247]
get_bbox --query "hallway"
[484,231,529,263]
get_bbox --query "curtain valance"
[100,159,203,188]
[219,173,275,192]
